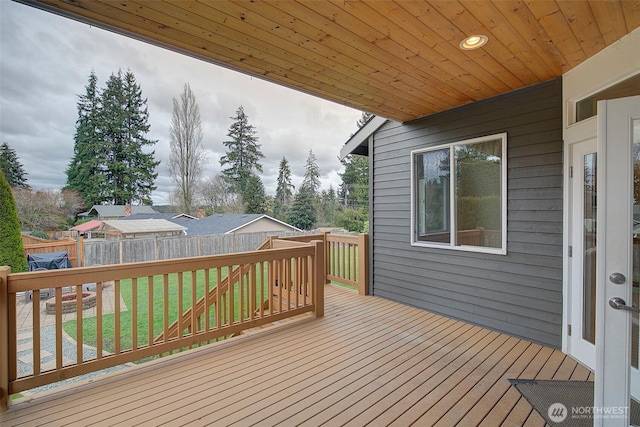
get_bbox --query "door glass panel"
[583,153,597,344]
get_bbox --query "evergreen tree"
[100,69,159,205]
[0,142,29,189]
[0,171,28,272]
[318,185,339,226]
[301,149,320,194]
[168,83,206,215]
[339,154,369,208]
[66,70,158,206]
[66,70,104,207]
[220,106,264,198]
[288,186,317,230]
[273,156,294,220]
[356,111,374,128]
[243,173,267,214]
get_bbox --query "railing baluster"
[76,285,83,364]
[55,288,62,369]
[115,279,121,355]
[131,278,137,351]
[258,262,264,317]
[238,266,242,323]
[190,271,196,340]
[204,269,210,333]
[295,257,300,308]
[177,272,183,346]
[277,260,283,314]
[148,276,153,348]
[163,274,169,345]
[216,268,222,330]
[287,259,292,311]
[32,292,40,375]
[229,266,234,325]
[96,281,103,359]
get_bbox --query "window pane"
[416,148,450,243]
[455,139,502,248]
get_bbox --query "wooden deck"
[1,285,590,426]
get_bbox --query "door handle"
[609,297,640,313]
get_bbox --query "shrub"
[336,207,368,233]
[0,172,28,272]
[30,230,49,240]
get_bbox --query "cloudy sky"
[0,1,362,205]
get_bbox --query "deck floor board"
[1,285,589,427]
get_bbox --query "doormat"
[509,379,640,426]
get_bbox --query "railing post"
[312,240,325,317]
[0,266,11,412]
[357,233,369,296]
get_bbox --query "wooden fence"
[0,237,326,410]
[22,236,81,268]
[82,231,305,266]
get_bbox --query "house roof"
[21,1,640,123]
[172,214,301,236]
[70,219,103,233]
[101,219,187,234]
[80,205,157,218]
[121,212,198,221]
[340,115,388,158]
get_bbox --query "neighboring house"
[100,219,187,240]
[23,0,639,412]
[120,212,300,236]
[70,219,103,239]
[122,212,199,222]
[78,204,157,220]
[174,214,300,236]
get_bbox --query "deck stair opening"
[153,235,320,344]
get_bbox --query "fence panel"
[82,231,306,266]
[84,240,120,266]
[23,238,80,268]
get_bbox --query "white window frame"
[410,132,507,255]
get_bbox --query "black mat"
[509,379,640,426]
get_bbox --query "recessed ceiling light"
[460,35,488,50]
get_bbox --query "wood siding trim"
[371,78,564,348]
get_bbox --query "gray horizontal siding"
[370,78,564,348]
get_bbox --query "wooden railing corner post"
[312,240,325,318]
[0,266,11,412]
[357,233,369,296]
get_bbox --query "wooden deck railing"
[268,233,369,296]
[0,239,326,411]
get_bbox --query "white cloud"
[0,1,362,205]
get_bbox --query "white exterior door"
[595,95,640,426]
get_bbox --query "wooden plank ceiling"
[22,0,640,122]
